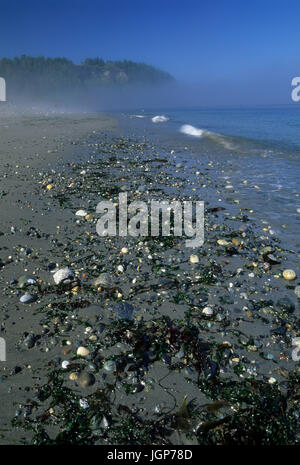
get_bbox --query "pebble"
[189,254,199,264]
[202,306,214,316]
[53,267,75,285]
[282,269,296,281]
[61,360,70,369]
[110,302,134,320]
[23,334,35,348]
[268,377,277,384]
[79,372,95,388]
[79,399,89,409]
[121,247,129,254]
[294,286,300,299]
[20,293,36,304]
[104,360,117,372]
[217,239,229,246]
[75,209,88,217]
[18,275,36,289]
[77,346,90,357]
[93,273,114,288]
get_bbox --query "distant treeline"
[0,55,173,96]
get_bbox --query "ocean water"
[127,105,300,153]
[118,105,300,254]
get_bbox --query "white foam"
[180,124,236,150]
[180,124,205,137]
[132,114,145,118]
[152,115,169,123]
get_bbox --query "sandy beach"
[0,108,116,443]
[0,108,299,445]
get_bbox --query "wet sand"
[0,109,116,443]
[0,109,299,445]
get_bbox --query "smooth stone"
[217,239,229,246]
[75,209,88,217]
[282,269,296,281]
[77,346,90,357]
[189,254,199,264]
[20,293,36,304]
[110,302,134,320]
[277,297,295,314]
[103,360,117,372]
[79,372,95,388]
[24,333,35,348]
[202,306,214,316]
[260,246,273,256]
[61,360,70,369]
[161,353,171,365]
[265,254,281,265]
[18,275,36,289]
[93,273,114,288]
[294,286,300,299]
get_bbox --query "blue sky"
[1,0,300,104]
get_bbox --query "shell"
[217,239,229,246]
[282,269,296,281]
[20,293,36,304]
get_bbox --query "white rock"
[75,209,88,217]
[53,267,75,285]
[79,398,89,409]
[120,247,129,254]
[77,346,90,357]
[202,306,214,316]
[62,360,70,369]
[189,254,199,264]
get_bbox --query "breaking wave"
[180,124,236,150]
[152,115,169,123]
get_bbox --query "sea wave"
[152,115,169,123]
[180,124,235,150]
[180,124,205,137]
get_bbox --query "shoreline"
[0,111,299,445]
